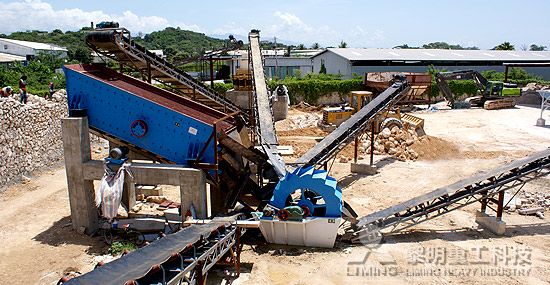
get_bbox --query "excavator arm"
[435,69,489,108]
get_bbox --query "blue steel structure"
[63,64,235,168]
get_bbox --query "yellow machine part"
[400,113,426,136]
[322,107,354,125]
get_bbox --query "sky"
[1,0,549,50]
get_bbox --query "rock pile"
[341,126,421,162]
[524,82,550,91]
[505,191,549,219]
[287,113,322,129]
[0,91,68,186]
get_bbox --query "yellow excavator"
[322,91,425,135]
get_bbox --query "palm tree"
[493,42,515,50]
[338,40,347,48]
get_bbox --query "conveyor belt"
[85,28,245,116]
[352,148,550,242]
[294,81,410,169]
[248,31,286,178]
[66,221,243,284]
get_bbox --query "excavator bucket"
[400,113,426,136]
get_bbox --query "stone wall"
[0,91,68,186]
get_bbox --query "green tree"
[338,40,347,48]
[69,47,93,64]
[493,42,515,50]
[319,60,327,74]
[36,51,65,70]
[530,44,547,51]
[311,42,320,49]
[394,44,415,49]
[422,42,479,50]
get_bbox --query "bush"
[268,73,362,104]
[213,82,233,95]
[107,241,137,256]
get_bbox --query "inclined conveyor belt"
[248,31,286,178]
[66,222,232,284]
[85,28,244,116]
[352,148,550,242]
[294,81,410,169]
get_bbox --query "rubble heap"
[0,91,68,186]
[341,126,421,162]
[505,191,549,219]
[287,113,322,129]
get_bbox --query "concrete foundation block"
[475,210,506,235]
[135,185,163,197]
[351,163,377,175]
[536,118,545,127]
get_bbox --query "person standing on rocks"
[48,82,55,100]
[0,86,12,98]
[19,75,28,104]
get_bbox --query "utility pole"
[274,36,278,80]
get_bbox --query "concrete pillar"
[62,117,99,234]
[180,170,207,219]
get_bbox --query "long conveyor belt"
[65,221,243,284]
[294,80,411,169]
[85,28,244,116]
[351,148,550,242]
[248,30,286,178]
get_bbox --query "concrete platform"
[351,163,377,175]
[475,210,506,235]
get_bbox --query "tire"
[103,229,113,246]
[277,209,290,221]
[380,117,403,131]
[127,230,146,246]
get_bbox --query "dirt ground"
[0,103,549,284]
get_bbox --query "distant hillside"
[133,27,233,60]
[1,27,293,63]
[1,27,240,62]
[1,28,93,62]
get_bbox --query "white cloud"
[0,0,196,35]
[210,22,248,38]
[260,11,339,46]
[345,26,386,48]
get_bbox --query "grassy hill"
[133,27,230,60]
[1,27,240,62]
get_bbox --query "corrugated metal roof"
[317,48,550,62]
[0,52,25,62]
[0,38,67,51]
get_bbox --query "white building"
[0,38,68,60]
[0,52,25,66]
[227,49,319,79]
[311,48,550,80]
